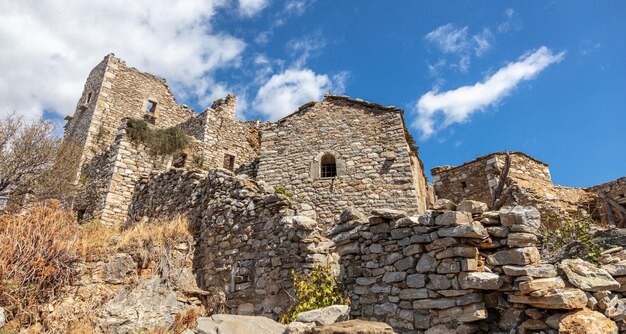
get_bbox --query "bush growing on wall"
[126,118,189,156]
[541,214,603,265]
[279,263,347,324]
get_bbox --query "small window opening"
[321,154,337,178]
[224,154,235,171]
[461,181,467,189]
[86,92,92,104]
[145,100,157,113]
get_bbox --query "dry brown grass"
[0,201,78,325]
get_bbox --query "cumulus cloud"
[238,0,269,17]
[414,46,565,139]
[253,68,331,120]
[0,0,245,120]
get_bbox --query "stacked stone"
[597,247,626,331]
[128,168,207,222]
[332,200,625,334]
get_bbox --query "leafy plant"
[126,118,189,156]
[274,187,293,198]
[279,263,347,324]
[541,214,603,265]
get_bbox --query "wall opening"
[145,100,157,113]
[321,154,337,178]
[86,92,92,104]
[461,181,467,189]
[224,154,235,171]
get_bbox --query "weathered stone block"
[486,247,540,266]
[435,211,472,226]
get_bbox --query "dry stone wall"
[128,168,336,317]
[257,95,428,224]
[330,201,626,333]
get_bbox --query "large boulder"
[197,314,286,334]
[295,305,350,326]
[458,272,503,290]
[499,206,541,235]
[559,309,618,334]
[560,259,620,292]
[310,319,396,334]
[502,264,557,278]
[508,288,588,309]
[486,247,540,266]
[435,211,472,226]
[457,200,488,214]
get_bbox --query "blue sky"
[1,0,624,187]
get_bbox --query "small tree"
[279,263,347,324]
[0,113,80,211]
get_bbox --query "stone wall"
[257,95,428,224]
[330,201,626,333]
[590,177,626,226]
[431,152,593,217]
[127,168,335,317]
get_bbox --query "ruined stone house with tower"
[63,54,625,227]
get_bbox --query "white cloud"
[0,0,245,121]
[426,24,470,54]
[425,24,493,73]
[414,46,565,139]
[238,0,269,17]
[498,8,523,33]
[473,28,494,56]
[253,68,331,120]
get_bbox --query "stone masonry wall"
[257,95,428,224]
[331,201,626,333]
[590,177,626,226]
[127,167,626,333]
[127,168,335,317]
[431,152,592,217]
[64,54,195,168]
[178,95,261,171]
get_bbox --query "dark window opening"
[224,154,235,171]
[77,209,86,221]
[86,92,92,104]
[145,100,157,113]
[321,154,337,178]
[461,181,467,189]
[173,153,187,168]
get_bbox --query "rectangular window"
[321,163,337,178]
[145,100,157,113]
[86,92,92,103]
[224,154,235,171]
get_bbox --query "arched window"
[320,154,337,178]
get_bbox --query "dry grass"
[1,202,195,332]
[0,201,78,325]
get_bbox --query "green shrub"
[541,214,603,265]
[279,263,347,324]
[274,187,293,198]
[126,118,189,156]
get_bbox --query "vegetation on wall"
[541,214,603,265]
[279,263,347,324]
[126,118,189,156]
[274,187,293,198]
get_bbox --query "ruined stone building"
[64,54,429,225]
[431,152,626,225]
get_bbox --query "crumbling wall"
[590,177,626,226]
[257,95,427,223]
[64,54,195,168]
[431,152,593,216]
[331,202,626,333]
[127,169,335,317]
[177,95,261,172]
